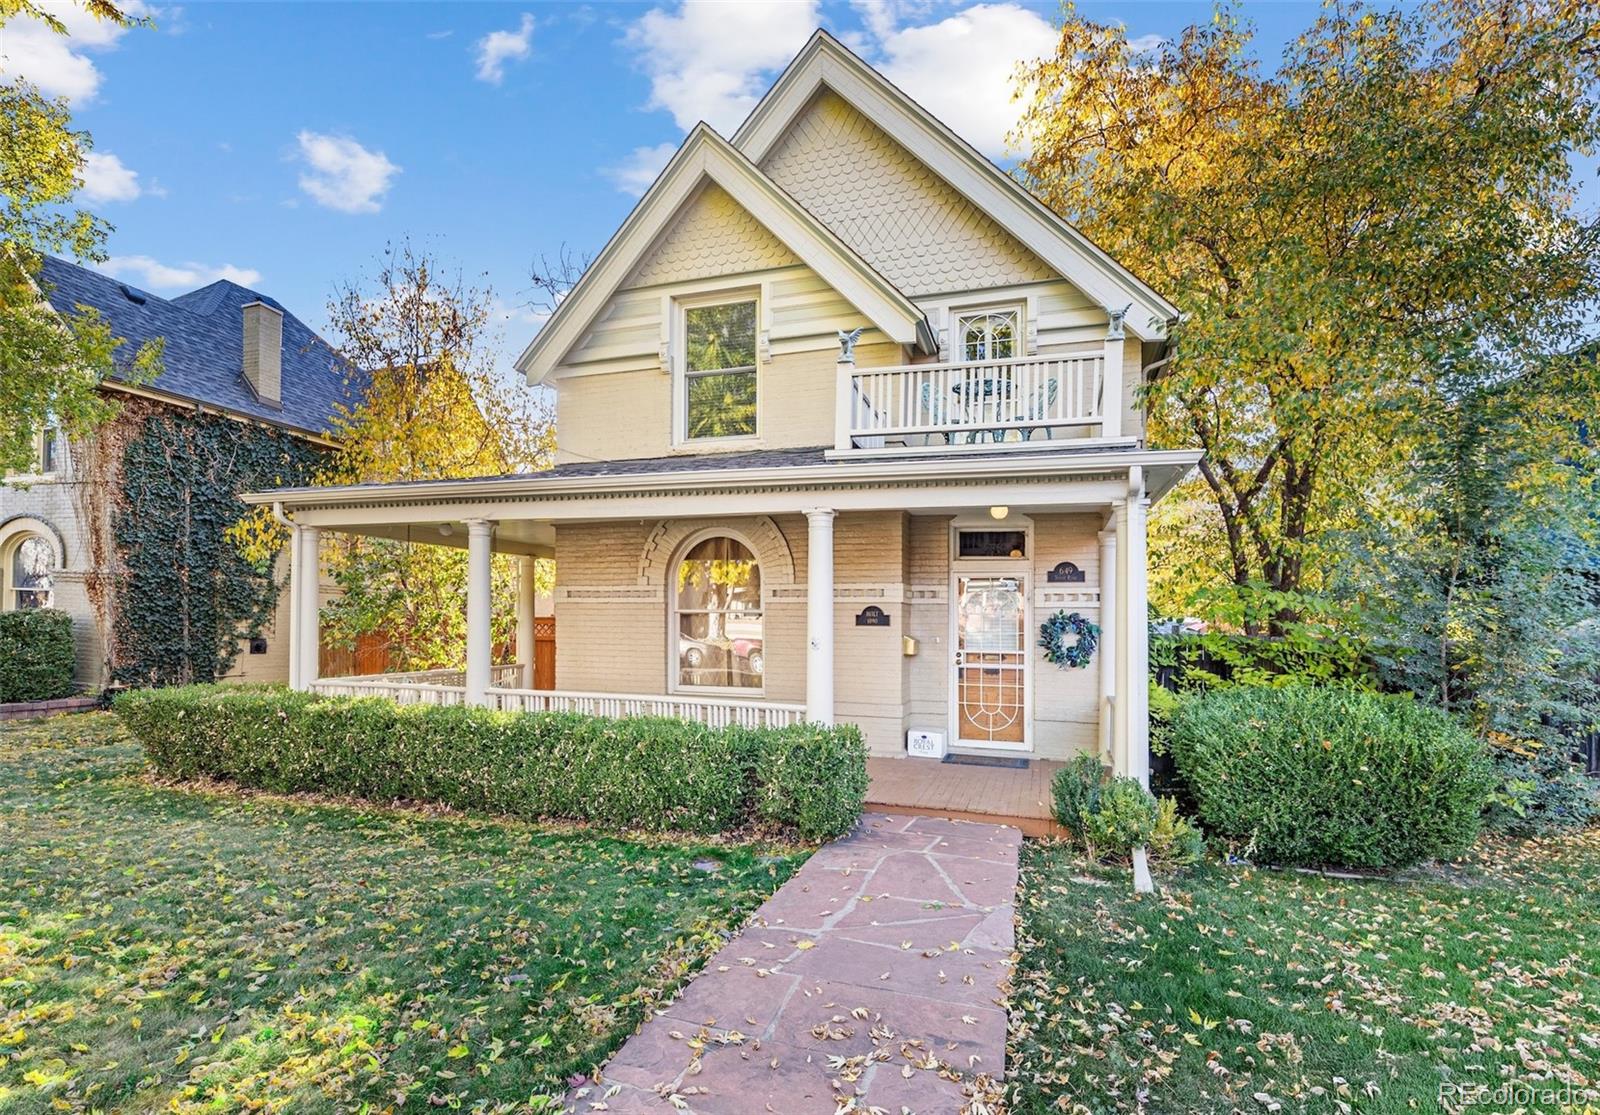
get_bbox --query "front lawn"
[1009,831,1600,1113]
[0,713,805,1113]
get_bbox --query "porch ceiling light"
[988,505,1009,520]
[438,523,454,537]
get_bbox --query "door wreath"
[1039,610,1099,668]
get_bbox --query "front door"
[953,573,1030,750]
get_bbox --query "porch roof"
[241,444,1201,558]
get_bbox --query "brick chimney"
[242,301,283,405]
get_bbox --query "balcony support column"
[1101,305,1128,440]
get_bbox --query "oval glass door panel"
[955,575,1027,748]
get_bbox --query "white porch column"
[1114,468,1153,894]
[1097,527,1118,767]
[516,556,537,689]
[465,519,494,708]
[294,525,320,690]
[805,508,836,726]
[287,525,306,691]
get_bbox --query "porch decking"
[866,755,1066,837]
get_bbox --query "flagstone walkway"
[563,812,1021,1115]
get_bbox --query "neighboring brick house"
[250,31,1201,790]
[0,257,352,690]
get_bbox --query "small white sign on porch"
[906,730,947,759]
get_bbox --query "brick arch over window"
[0,515,66,567]
[637,516,796,588]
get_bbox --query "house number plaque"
[855,605,891,627]
[1046,561,1086,584]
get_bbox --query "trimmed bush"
[113,685,868,840]
[1169,686,1494,869]
[1051,755,1204,867]
[1050,754,1104,844]
[0,608,76,703]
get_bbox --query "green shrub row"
[113,685,868,840]
[1168,686,1495,870]
[0,608,75,703]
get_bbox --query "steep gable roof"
[514,125,935,385]
[733,30,1180,339]
[37,256,355,439]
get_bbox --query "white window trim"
[0,521,63,612]
[667,526,766,697]
[671,288,763,448]
[949,512,1034,564]
[953,303,1026,364]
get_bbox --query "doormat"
[942,753,1029,770]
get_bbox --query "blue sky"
[0,0,1507,375]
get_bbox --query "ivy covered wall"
[111,408,324,686]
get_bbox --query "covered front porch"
[249,446,1198,818]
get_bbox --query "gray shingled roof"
[38,255,357,438]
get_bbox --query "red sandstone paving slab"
[922,854,1020,909]
[863,1060,979,1114]
[565,1081,675,1114]
[903,815,1023,844]
[705,926,817,972]
[771,977,1007,1064]
[775,933,1009,1009]
[832,912,986,951]
[863,852,971,906]
[658,966,801,1032]
[834,894,977,929]
[749,867,862,930]
[593,1020,702,1092]
[921,832,1024,863]
[662,1039,850,1115]
[963,906,1016,953]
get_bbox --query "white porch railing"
[836,352,1106,450]
[491,689,806,728]
[307,675,807,729]
[323,664,524,688]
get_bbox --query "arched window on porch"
[674,535,763,691]
[5,533,56,610]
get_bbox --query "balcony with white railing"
[308,670,807,730]
[834,351,1121,454]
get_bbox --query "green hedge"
[0,608,75,703]
[113,685,867,840]
[1168,686,1494,870]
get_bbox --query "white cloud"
[0,0,146,104]
[870,3,1057,159]
[78,150,142,202]
[475,12,533,84]
[294,130,400,214]
[99,255,261,291]
[1127,33,1166,55]
[625,0,818,133]
[604,141,678,197]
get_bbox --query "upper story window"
[682,298,758,441]
[957,308,1019,362]
[7,535,55,610]
[674,535,762,691]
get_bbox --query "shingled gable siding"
[550,510,1105,760]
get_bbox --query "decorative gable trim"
[515,125,934,385]
[732,31,1181,340]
